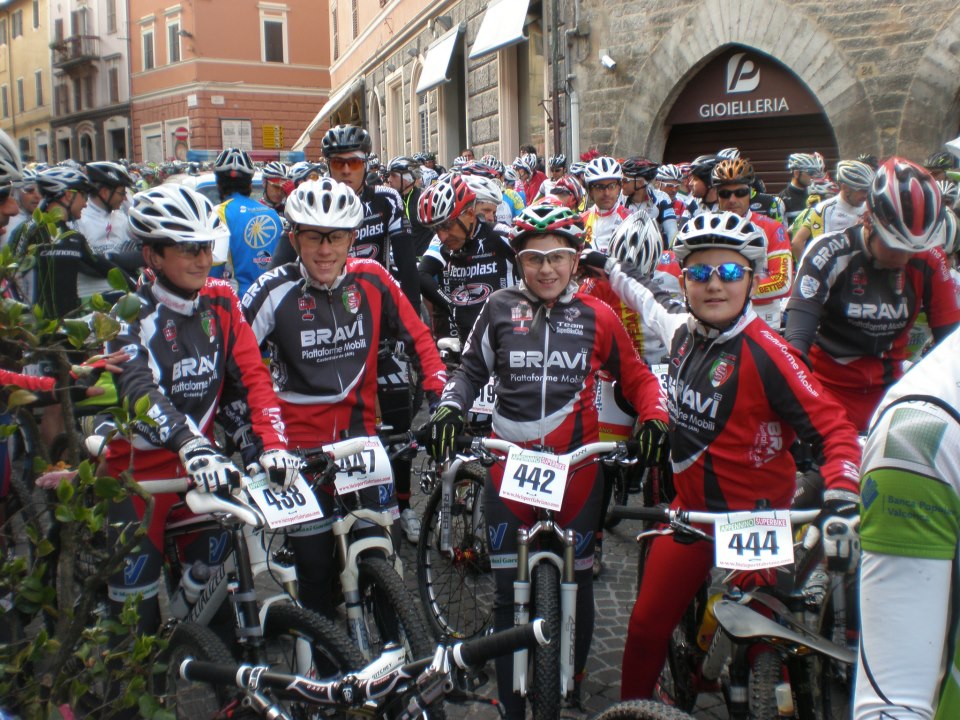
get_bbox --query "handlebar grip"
[452,619,550,670]
[179,659,249,687]
[607,505,670,523]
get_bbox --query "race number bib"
[499,446,571,511]
[246,474,323,530]
[469,377,496,415]
[323,436,393,494]
[649,363,669,391]
[714,511,794,570]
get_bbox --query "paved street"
[393,466,728,719]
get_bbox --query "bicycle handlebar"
[608,504,821,526]
[452,618,549,670]
[469,437,638,464]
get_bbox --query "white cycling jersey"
[854,327,960,720]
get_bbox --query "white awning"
[415,26,461,95]
[469,0,531,61]
[292,78,364,152]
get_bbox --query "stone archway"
[614,0,878,160]
[897,7,960,161]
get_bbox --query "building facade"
[0,0,53,162]
[49,0,131,162]
[306,0,960,190]
[129,0,330,163]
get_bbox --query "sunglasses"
[517,247,577,269]
[329,157,366,171]
[297,229,353,246]
[171,242,214,257]
[717,187,751,199]
[591,181,621,193]
[683,262,751,283]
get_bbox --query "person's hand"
[258,448,303,490]
[179,438,241,493]
[820,495,860,574]
[635,419,669,467]
[425,405,464,461]
[579,250,612,276]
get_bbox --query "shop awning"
[292,77,364,152]
[415,26,461,94]
[469,0,531,61]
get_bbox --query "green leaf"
[114,293,142,322]
[78,460,94,483]
[54,504,74,523]
[32,455,48,474]
[36,538,55,557]
[134,394,151,418]
[93,475,122,500]
[6,388,39,408]
[56,479,75,503]
[92,312,121,341]
[89,293,112,312]
[108,267,130,292]
[63,318,91,348]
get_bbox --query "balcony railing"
[51,35,100,72]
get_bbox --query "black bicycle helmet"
[321,124,372,158]
[86,161,136,188]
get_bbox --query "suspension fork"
[228,523,267,658]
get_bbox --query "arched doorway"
[663,47,839,192]
[79,132,95,162]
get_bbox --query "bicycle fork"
[512,519,577,698]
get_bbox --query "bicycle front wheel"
[530,562,561,720]
[357,556,435,661]
[155,622,234,719]
[263,601,366,678]
[590,699,699,720]
[417,462,493,640]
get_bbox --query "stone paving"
[393,483,729,720]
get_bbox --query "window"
[34,70,42,107]
[72,78,81,112]
[32,0,39,30]
[142,29,154,70]
[167,21,181,63]
[18,138,29,159]
[108,68,120,104]
[83,76,93,108]
[331,6,339,61]
[262,19,285,63]
[386,75,404,160]
[53,18,63,43]
[0,19,6,45]
[107,0,117,34]
[16,78,23,113]
[1,86,7,118]
[11,10,22,39]
[351,0,358,38]
[70,8,88,36]
[55,84,67,115]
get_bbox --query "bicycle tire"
[263,601,366,678]
[530,562,561,720]
[603,465,631,530]
[357,556,435,662]
[154,622,234,719]
[748,650,782,720]
[416,462,493,640]
[590,699,699,720]
[4,410,51,551]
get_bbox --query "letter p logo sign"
[726,52,760,94]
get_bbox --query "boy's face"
[517,234,578,304]
[679,247,758,327]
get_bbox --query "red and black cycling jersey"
[241,258,446,442]
[785,225,960,388]
[440,282,667,450]
[418,219,516,339]
[105,279,287,469]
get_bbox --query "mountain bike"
[179,619,550,719]
[590,699,698,720]
[611,503,852,720]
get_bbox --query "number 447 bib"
[714,511,794,570]
[499,446,572,512]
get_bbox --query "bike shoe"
[400,508,422,544]
[592,545,603,579]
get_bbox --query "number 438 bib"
[499,446,572,511]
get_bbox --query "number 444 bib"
[714,511,794,570]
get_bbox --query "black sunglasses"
[717,187,751,199]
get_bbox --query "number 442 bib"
[499,446,572,512]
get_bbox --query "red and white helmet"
[417,173,476,227]
[868,157,944,252]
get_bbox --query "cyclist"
[211,147,283,298]
[583,211,862,700]
[77,161,138,299]
[240,178,446,614]
[288,161,322,188]
[686,154,720,217]
[260,161,291,216]
[853,327,960,720]
[103,184,296,634]
[581,156,630,254]
[790,159,873,260]
[779,152,821,226]
[462,174,513,234]
[712,158,793,329]
[425,202,668,719]
[924,150,958,183]
[532,153,568,201]
[655,163,689,222]
[622,156,678,246]
[417,173,516,340]
[514,154,546,205]
[546,174,587,212]
[385,155,433,256]
[785,157,960,431]
[5,168,39,248]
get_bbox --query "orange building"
[129,0,330,162]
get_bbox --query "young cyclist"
[425,202,668,719]
[581,211,862,700]
[103,184,296,634]
[241,178,447,614]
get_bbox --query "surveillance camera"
[600,53,616,70]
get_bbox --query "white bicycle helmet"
[462,174,503,206]
[512,155,534,174]
[609,210,664,276]
[717,147,741,160]
[787,153,821,174]
[937,179,958,208]
[502,166,519,184]
[672,211,767,274]
[868,157,944,253]
[656,164,685,183]
[521,152,539,171]
[214,147,255,178]
[939,207,960,256]
[0,128,22,186]
[834,160,874,191]
[36,166,93,198]
[285,177,364,230]
[583,156,622,187]
[262,161,289,181]
[129,184,229,248]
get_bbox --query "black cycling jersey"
[749,191,786,224]
[778,183,809,225]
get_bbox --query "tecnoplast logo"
[726,52,760,94]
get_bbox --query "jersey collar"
[299,259,347,291]
[687,305,756,340]
[151,281,200,316]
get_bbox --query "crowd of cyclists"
[1,118,960,719]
